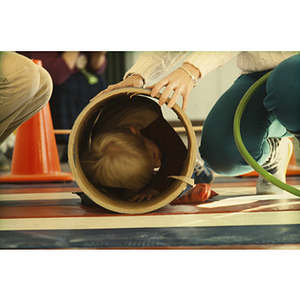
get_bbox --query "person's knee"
[199,137,241,175]
[265,54,300,131]
[19,58,52,111]
[21,58,52,105]
[37,66,53,107]
[267,54,300,97]
[1,52,52,105]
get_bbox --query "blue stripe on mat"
[1,224,300,249]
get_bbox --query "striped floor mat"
[1,180,300,249]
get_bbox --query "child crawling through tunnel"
[81,94,187,202]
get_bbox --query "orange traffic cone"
[0,60,73,183]
[239,138,300,177]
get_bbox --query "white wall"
[125,52,241,121]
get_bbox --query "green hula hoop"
[233,70,300,197]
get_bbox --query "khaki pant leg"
[0,51,53,144]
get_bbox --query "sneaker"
[194,159,214,184]
[256,138,293,195]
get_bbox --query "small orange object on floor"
[171,183,218,205]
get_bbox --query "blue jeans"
[199,53,300,176]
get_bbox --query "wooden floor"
[1,165,300,250]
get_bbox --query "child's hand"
[128,188,159,203]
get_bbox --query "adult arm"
[149,51,239,110]
[98,51,188,94]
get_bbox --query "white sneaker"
[256,138,293,195]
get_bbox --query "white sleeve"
[184,51,240,78]
[124,51,188,84]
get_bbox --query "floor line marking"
[0,192,80,201]
[1,211,300,231]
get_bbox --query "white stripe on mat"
[1,210,300,231]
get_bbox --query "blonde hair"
[81,128,154,191]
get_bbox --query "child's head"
[82,127,161,192]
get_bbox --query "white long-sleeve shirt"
[124,51,299,84]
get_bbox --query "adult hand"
[148,63,200,110]
[98,74,144,96]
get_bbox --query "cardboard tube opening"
[68,88,196,214]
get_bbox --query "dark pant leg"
[199,71,287,176]
[264,53,300,133]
